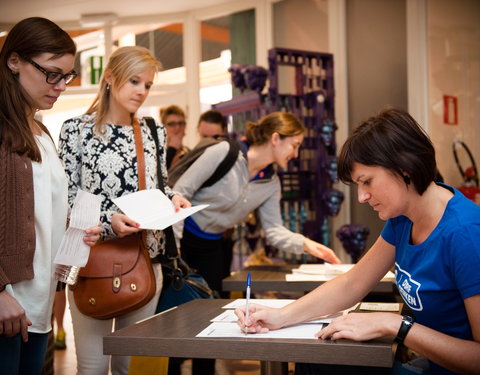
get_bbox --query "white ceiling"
[0,0,235,26]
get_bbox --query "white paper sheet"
[54,190,102,267]
[211,309,343,324]
[196,322,323,339]
[222,299,295,309]
[112,189,208,230]
[287,264,395,282]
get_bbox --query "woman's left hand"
[304,238,341,264]
[316,312,399,341]
[83,223,102,247]
[171,194,191,211]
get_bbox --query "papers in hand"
[54,190,102,267]
[113,189,208,230]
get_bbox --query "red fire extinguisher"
[452,140,480,203]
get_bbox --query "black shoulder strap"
[201,139,240,188]
[143,117,179,259]
[167,137,239,189]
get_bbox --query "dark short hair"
[160,105,185,124]
[337,107,436,195]
[198,110,226,130]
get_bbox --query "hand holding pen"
[244,272,251,335]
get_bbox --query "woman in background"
[172,111,341,374]
[59,46,190,375]
[0,17,100,374]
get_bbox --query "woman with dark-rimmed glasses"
[0,17,101,374]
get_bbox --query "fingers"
[0,292,31,340]
[83,224,102,246]
[171,195,191,211]
[112,213,141,237]
[305,239,342,264]
[21,316,31,342]
[325,250,341,264]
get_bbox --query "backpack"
[143,117,240,190]
[167,136,240,189]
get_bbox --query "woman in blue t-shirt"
[236,107,480,375]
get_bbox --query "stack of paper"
[286,264,395,282]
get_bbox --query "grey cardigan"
[172,141,305,254]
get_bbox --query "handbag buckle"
[113,277,121,289]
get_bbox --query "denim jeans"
[0,332,49,375]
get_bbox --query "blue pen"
[244,272,251,335]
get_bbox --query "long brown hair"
[245,112,305,146]
[0,17,76,161]
[86,46,161,134]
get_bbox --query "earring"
[11,69,18,75]
[106,83,110,90]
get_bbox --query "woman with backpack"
[171,111,340,375]
[173,111,340,293]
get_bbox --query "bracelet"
[395,315,414,345]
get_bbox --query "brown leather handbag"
[72,233,155,319]
[72,119,156,319]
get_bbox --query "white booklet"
[113,189,208,230]
[54,190,102,267]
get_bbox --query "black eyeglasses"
[21,55,78,85]
[165,121,186,127]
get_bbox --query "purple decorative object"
[319,119,337,148]
[324,155,339,183]
[336,224,370,263]
[323,188,344,216]
[245,66,268,93]
[228,64,247,92]
[214,48,338,248]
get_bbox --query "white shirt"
[6,132,68,333]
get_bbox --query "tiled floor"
[53,300,263,375]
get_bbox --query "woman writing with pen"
[236,108,480,375]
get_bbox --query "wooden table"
[104,299,396,374]
[222,265,397,294]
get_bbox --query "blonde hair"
[245,112,305,145]
[159,105,185,124]
[86,46,161,133]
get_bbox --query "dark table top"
[104,299,395,368]
[222,265,396,294]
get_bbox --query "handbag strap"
[143,117,179,260]
[132,119,148,248]
[132,119,146,190]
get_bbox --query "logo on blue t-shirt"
[395,263,423,311]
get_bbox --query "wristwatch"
[395,315,414,345]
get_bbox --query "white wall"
[427,0,480,188]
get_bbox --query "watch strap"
[395,315,414,345]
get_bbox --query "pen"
[244,272,251,335]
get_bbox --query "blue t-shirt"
[382,183,480,375]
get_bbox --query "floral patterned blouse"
[58,113,174,258]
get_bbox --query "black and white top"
[58,113,173,258]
